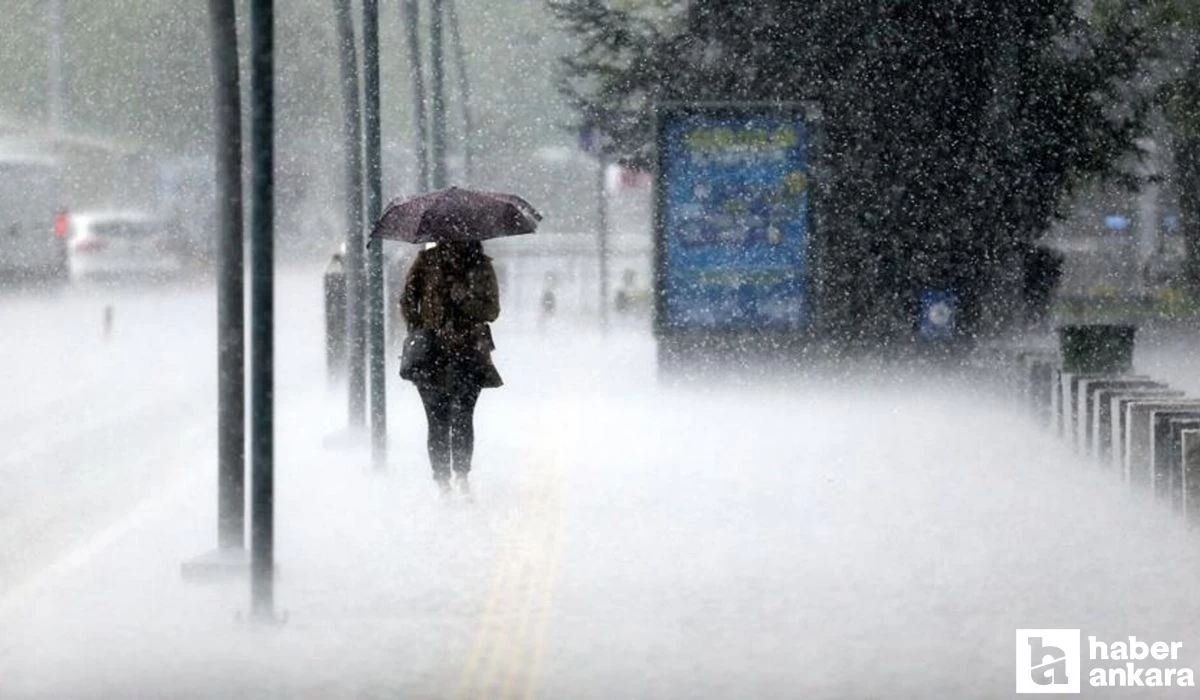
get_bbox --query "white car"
[67,210,183,282]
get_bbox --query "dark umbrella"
[369,186,542,244]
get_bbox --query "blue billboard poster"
[918,290,957,341]
[656,105,811,332]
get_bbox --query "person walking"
[400,240,502,497]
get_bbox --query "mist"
[5,1,1200,698]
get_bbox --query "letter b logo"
[1016,629,1081,694]
[1029,637,1066,685]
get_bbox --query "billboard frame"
[652,101,824,360]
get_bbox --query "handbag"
[466,323,503,388]
[399,328,438,381]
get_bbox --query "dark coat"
[400,245,502,389]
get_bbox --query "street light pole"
[334,0,367,430]
[446,0,473,183]
[363,0,387,469]
[209,0,246,552]
[430,0,447,189]
[47,0,63,130]
[248,0,276,621]
[181,0,249,584]
[401,0,429,192]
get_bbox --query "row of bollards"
[1008,324,1200,523]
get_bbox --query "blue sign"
[918,290,957,340]
[658,109,810,330]
[1104,214,1130,231]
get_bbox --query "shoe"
[452,473,473,502]
[435,476,452,500]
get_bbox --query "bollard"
[1181,429,1200,527]
[324,253,347,383]
[1121,399,1200,486]
[1079,379,1160,456]
[1165,418,1200,514]
[1069,374,1151,453]
[1135,404,1200,494]
[1104,389,1183,468]
[1065,373,1114,450]
[1152,412,1200,505]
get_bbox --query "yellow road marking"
[454,403,574,700]
[521,463,564,700]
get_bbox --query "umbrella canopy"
[369,186,542,244]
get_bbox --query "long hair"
[440,240,487,266]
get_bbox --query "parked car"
[0,154,68,284]
[67,210,183,282]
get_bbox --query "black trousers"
[417,381,482,481]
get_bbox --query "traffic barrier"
[982,323,1200,529]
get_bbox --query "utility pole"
[363,0,387,469]
[334,0,367,430]
[401,0,429,192]
[47,0,63,130]
[248,0,276,622]
[430,0,448,188]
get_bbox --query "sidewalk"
[8,326,1200,698]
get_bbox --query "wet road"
[4,271,1200,697]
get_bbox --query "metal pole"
[209,0,246,551]
[334,0,367,429]
[47,0,63,130]
[446,0,473,183]
[248,0,275,620]
[430,0,447,189]
[363,0,387,469]
[401,0,429,192]
[597,157,610,330]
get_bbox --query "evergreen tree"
[551,0,1151,343]
[1146,0,1200,295]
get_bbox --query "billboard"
[655,104,812,333]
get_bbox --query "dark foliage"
[551,0,1151,343]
